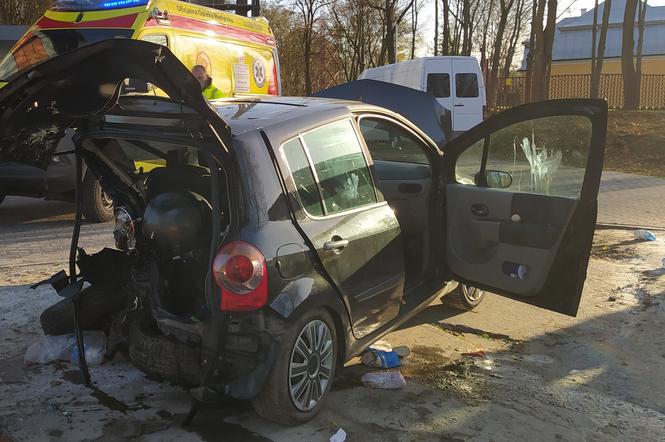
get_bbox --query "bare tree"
[524,0,538,101]
[486,0,516,107]
[478,0,496,79]
[434,0,439,55]
[295,0,327,95]
[0,0,49,25]
[591,0,612,99]
[326,0,383,82]
[636,0,648,80]
[370,0,414,64]
[530,0,557,102]
[502,0,530,77]
[622,0,639,109]
[409,0,423,59]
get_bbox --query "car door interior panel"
[443,99,607,316]
[446,184,575,296]
[373,160,432,234]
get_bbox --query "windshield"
[0,28,134,82]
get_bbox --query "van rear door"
[424,58,454,125]
[451,58,484,132]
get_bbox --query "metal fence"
[493,74,665,110]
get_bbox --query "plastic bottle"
[69,331,107,366]
[633,230,657,241]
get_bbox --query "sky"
[416,0,665,57]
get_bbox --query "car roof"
[211,96,386,136]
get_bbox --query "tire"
[40,286,128,336]
[252,308,338,426]
[127,319,202,387]
[443,283,486,311]
[81,173,114,223]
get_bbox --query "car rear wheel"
[82,173,114,223]
[252,308,337,426]
[443,283,486,311]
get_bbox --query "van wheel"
[252,308,337,426]
[82,173,114,223]
[443,283,485,311]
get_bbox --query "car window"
[426,73,450,98]
[302,120,377,215]
[359,118,430,165]
[455,115,592,198]
[282,138,325,216]
[140,34,169,48]
[455,73,479,98]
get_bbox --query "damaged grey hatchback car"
[0,40,608,425]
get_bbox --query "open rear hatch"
[0,38,231,168]
[0,39,235,400]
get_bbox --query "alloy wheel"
[288,319,334,411]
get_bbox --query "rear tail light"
[212,241,268,311]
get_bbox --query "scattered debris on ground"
[433,323,519,343]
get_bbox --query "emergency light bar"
[50,0,149,11]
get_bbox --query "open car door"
[442,99,607,316]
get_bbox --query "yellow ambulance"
[0,0,281,97]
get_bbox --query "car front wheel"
[252,308,337,426]
[443,283,486,311]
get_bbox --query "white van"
[359,56,486,134]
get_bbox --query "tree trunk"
[530,0,549,101]
[434,0,439,56]
[591,0,599,93]
[487,0,515,108]
[622,0,639,109]
[411,1,417,59]
[462,0,471,55]
[503,0,525,78]
[303,28,312,95]
[480,0,496,90]
[592,0,612,98]
[442,0,450,54]
[541,0,557,98]
[636,0,647,96]
[525,0,539,102]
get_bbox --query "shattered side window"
[485,116,592,198]
[302,120,377,215]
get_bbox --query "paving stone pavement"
[0,170,663,275]
[598,171,665,229]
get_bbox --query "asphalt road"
[1,182,665,441]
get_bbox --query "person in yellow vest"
[192,65,225,100]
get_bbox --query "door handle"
[471,204,489,217]
[454,104,464,107]
[324,236,349,253]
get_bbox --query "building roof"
[553,0,665,61]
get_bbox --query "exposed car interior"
[358,116,435,286]
[79,136,230,340]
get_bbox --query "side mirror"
[124,78,150,93]
[475,170,513,189]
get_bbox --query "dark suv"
[0,40,607,425]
